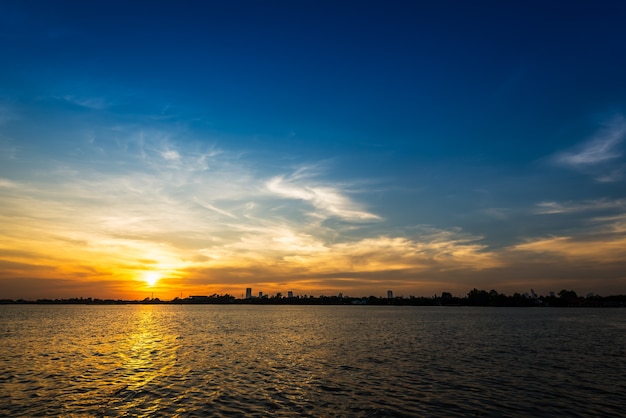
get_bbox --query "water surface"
[1,305,624,416]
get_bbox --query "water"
[0,305,624,417]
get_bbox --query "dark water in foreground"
[0,305,624,417]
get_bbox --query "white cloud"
[551,116,626,182]
[535,198,626,215]
[266,170,381,222]
[556,116,625,166]
[161,149,181,161]
[60,95,109,110]
[193,197,237,219]
[595,167,625,183]
[0,178,19,188]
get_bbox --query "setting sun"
[142,272,161,287]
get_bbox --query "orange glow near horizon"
[2,167,626,300]
[1,223,626,300]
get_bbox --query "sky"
[1,1,626,300]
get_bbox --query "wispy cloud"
[556,116,625,165]
[553,116,626,181]
[57,95,110,110]
[0,178,19,188]
[161,149,181,161]
[595,167,626,183]
[266,168,381,222]
[535,198,626,215]
[193,197,238,219]
[511,234,626,263]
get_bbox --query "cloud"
[556,116,625,165]
[595,167,626,183]
[508,199,626,273]
[511,235,626,264]
[182,227,503,296]
[553,116,626,181]
[266,168,381,222]
[161,149,181,161]
[193,197,237,219]
[0,178,19,188]
[595,213,626,233]
[535,198,626,215]
[58,95,110,110]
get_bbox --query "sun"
[142,271,161,287]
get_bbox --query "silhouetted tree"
[558,289,578,299]
[467,288,490,306]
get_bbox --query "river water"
[0,305,624,417]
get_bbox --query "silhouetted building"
[246,288,252,299]
[259,291,263,298]
[387,290,393,299]
[287,291,293,298]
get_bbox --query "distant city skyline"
[4,285,623,305]
[1,1,626,300]
[4,287,624,309]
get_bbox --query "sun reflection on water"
[119,307,174,387]
[2,306,624,417]
[100,305,182,416]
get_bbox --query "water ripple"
[1,305,624,416]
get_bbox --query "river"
[0,305,624,416]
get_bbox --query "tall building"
[287,291,293,298]
[387,290,393,299]
[245,288,252,299]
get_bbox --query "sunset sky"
[1,1,626,300]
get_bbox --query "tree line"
[3,289,623,306]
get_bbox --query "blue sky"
[1,1,626,299]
